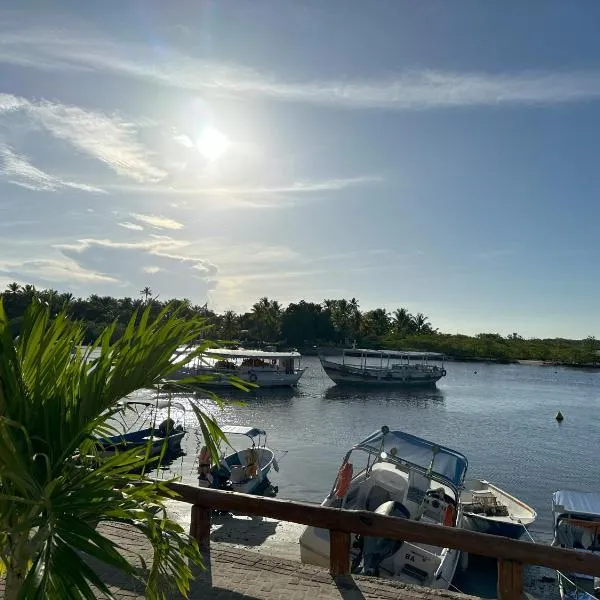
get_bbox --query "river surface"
[133,356,600,538]
[124,356,600,597]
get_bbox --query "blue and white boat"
[97,400,186,458]
[299,426,468,590]
[552,490,600,599]
[97,422,185,457]
[204,426,277,495]
[461,479,537,539]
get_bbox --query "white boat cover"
[553,490,600,518]
[221,425,266,438]
[205,348,300,359]
[344,348,444,359]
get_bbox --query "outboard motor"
[362,500,410,576]
[158,417,175,437]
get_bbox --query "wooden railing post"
[329,530,351,576]
[497,559,524,600]
[190,504,211,552]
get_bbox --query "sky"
[1,1,600,338]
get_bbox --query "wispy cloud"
[143,266,162,274]
[0,92,165,183]
[0,257,118,283]
[118,221,144,231]
[130,213,184,230]
[110,176,381,197]
[56,236,210,270]
[4,30,600,109]
[0,145,105,193]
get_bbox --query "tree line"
[1,283,598,365]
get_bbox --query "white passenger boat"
[552,490,600,599]
[170,348,305,388]
[319,349,446,386]
[461,479,537,539]
[299,426,468,590]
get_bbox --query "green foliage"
[281,301,335,346]
[2,283,597,364]
[0,298,226,599]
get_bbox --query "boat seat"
[406,470,431,517]
[366,485,392,512]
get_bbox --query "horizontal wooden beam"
[165,482,600,577]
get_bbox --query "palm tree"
[251,297,282,342]
[361,308,390,338]
[140,286,153,303]
[5,282,20,294]
[392,307,415,336]
[220,310,240,340]
[0,298,228,599]
[412,312,435,334]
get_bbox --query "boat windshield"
[354,428,468,490]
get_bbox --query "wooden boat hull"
[321,361,443,387]
[462,513,526,539]
[461,479,536,539]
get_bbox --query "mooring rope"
[515,519,597,600]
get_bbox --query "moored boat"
[97,419,185,457]
[460,479,537,539]
[320,349,446,386]
[170,348,305,388]
[299,426,468,590]
[552,490,600,599]
[199,425,278,496]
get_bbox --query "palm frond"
[0,298,226,599]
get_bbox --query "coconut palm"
[220,310,240,340]
[250,297,282,342]
[140,286,153,303]
[392,307,415,336]
[412,312,436,334]
[5,282,20,295]
[361,308,390,338]
[0,298,228,600]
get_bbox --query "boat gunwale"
[461,479,537,527]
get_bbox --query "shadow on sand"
[211,514,279,547]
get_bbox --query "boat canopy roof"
[221,425,266,438]
[355,428,468,489]
[204,348,300,359]
[343,348,444,359]
[553,490,600,519]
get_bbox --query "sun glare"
[196,126,229,161]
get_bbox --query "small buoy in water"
[555,411,564,422]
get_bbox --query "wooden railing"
[167,482,600,600]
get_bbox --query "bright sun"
[196,126,229,161]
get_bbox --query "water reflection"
[323,384,445,405]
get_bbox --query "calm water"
[136,356,600,539]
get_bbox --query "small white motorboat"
[552,490,600,599]
[299,426,468,590]
[199,426,278,496]
[320,349,446,387]
[461,479,537,539]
